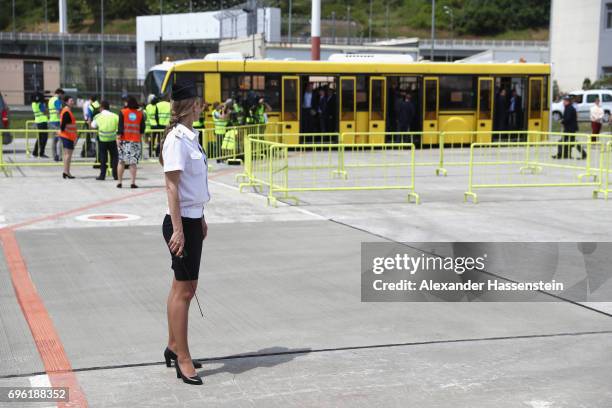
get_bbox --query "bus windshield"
[144,69,168,98]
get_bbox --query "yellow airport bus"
[146,55,550,144]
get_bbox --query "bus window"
[370,78,384,120]
[174,72,204,98]
[439,76,477,110]
[283,77,298,121]
[478,79,492,120]
[341,78,355,120]
[529,80,542,119]
[221,73,281,110]
[542,76,549,110]
[356,76,368,111]
[145,69,169,97]
[424,79,438,120]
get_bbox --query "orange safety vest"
[59,107,77,142]
[120,108,143,142]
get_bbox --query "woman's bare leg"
[167,279,197,376]
[166,279,177,352]
[63,148,73,175]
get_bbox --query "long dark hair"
[159,97,198,165]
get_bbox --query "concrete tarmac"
[0,162,611,407]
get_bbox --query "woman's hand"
[168,229,185,256]
[201,218,208,241]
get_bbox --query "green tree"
[582,78,592,90]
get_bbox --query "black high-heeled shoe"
[174,359,203,385]
[163,347,202,369]
[62,173,75,179]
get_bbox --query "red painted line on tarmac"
[0,228,88,408]
[0,165,240,407]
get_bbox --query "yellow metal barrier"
[0,128,105,176]
[464,140,603,203]
[594,141,612,200]
[234,133,342,183]
[25,119,87,156]
[239,136,419,206]
[142,123,285,166]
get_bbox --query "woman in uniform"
[160,80,209,385]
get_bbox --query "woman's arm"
[165,170,185,256]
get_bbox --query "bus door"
[369,76,386,143]
[476,77,493,142]
[423,77,439,144]
[339,76,356,143]
[282,76,300,144]
[527,77,544,141]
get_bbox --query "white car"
[551,89,612,122]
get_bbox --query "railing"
[0,32,135,43]
[277,36,548,49]
[594,141,612,200]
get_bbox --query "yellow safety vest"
[222,128,237,151]
[145,103,158,128]
[94,111,119,142]
[156,101,171,126]
[213,109,227,136]
[31,102,48,123]
[48,96,60,123]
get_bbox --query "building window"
[607,3,612,29]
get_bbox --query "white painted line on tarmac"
[208,180,327,220]
[28,374,55,408]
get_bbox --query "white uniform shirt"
[163,123,210,218]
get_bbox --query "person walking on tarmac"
[553,95,586,160]
[83,96,100,158]
[212,101,229,162]
[58,95,78,179]
[91,100,119,180]
[155,97,172,156]
[116,96,145,188]
[48,88,64,161]
[159,80,209,386]
[31,92,49,158]
[145,94,159,156]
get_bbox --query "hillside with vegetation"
[0,0,550,40]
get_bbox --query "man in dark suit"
[553,95,586,159]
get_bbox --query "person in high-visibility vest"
[117,96,145,188]
[155,98,171,156]
[31,92,49,158]
[212,102,228,162]
[48,88,64,162]
[82,96,100,159]
[145,94,158,131]
[58,95,77,179]
[145,94,159,157]
[91,100,119,181]
[254,97,271,134]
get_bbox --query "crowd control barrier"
[594,141,612,200]
[143,122,284,165]
[340,130,543,176]
[0,129,103,176]
[239,136,419,206]
[464,141,603,203]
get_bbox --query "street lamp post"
[100,0,105,99]
[443,5,454,61]
[430,0,435,61]
[159,0,163,63]
[288,0,292,44]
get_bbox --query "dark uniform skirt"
[162,214,204,281]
